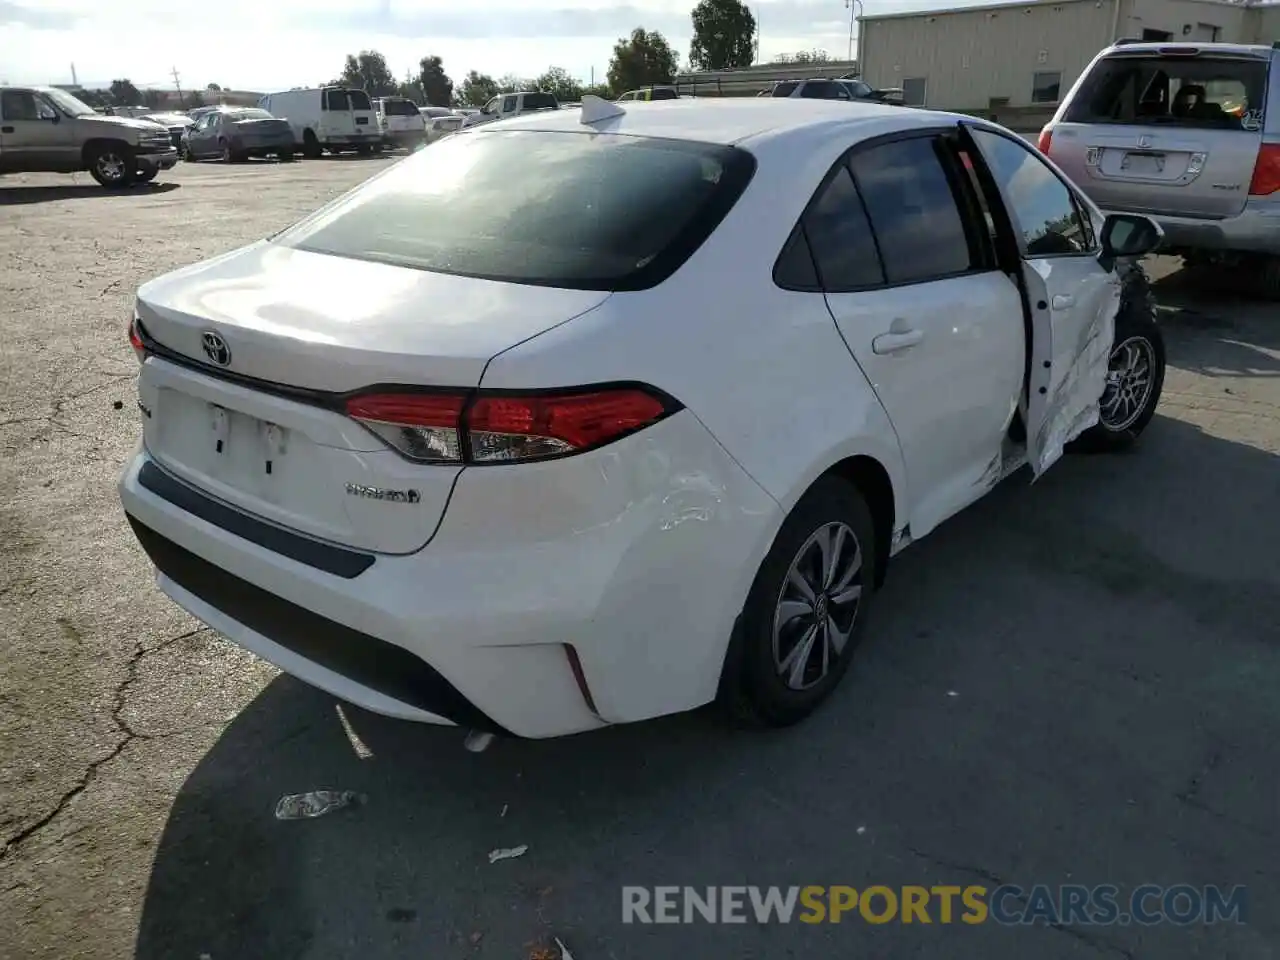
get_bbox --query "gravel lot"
[2,159,1278,960]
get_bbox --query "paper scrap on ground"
[488,844,529,863]
[274,790,365,820]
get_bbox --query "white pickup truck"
[462,91,559,128]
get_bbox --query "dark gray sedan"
[183,108,295,163]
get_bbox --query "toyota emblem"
[201,331,231,367]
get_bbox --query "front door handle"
[1052,294,1076,309]
[872,328,924,355]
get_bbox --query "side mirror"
[1100,213,1162,266]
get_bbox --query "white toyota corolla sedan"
[119,97,1166,742]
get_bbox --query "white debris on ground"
[487,844,529,863]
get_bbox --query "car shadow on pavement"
[0,182,180,206]
[132,416,1279,960]
[1152,270,1280,379]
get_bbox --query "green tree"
[535,66,582,103]
[607,28,679,95]
[206,82,222,91]
[109,79,142,105]
[689,0,756,71]
[187,90,207,109]
[581,83,612,101]
[338,50,398,97]
[459,70,499,106]
[418,55,454,107]
[141,89,165,109]
[496,73,532,93]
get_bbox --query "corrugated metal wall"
[859,0,1272,113]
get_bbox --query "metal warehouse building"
[858,0,1280,121]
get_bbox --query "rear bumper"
[117,411,782,738]
[1103,196,1280,256]
[324,133,380,147]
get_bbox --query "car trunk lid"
[134,242,610,553]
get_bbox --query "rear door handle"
[871,329,924,355]
[1052,294,1075,309]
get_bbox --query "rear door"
[962,124,1119,474]
[321,88,355,140]
[1049,49,1268,218]
[346,89,376,136]
[808,130,1027,538]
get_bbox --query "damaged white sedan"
[119,97,1165,740]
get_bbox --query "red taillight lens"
[1036,127,1053,155]
[346,392,467,463]
[1249,144,1280,196]
[468,389,669,462]
[128,316,145,357]
[345,386,672,464]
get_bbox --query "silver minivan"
[1040,40,1280,297]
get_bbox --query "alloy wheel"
[95,151,125,183]
[1100,335,1155,431]
[772,521,864,691]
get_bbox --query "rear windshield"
[522,92,558,110]
[348,90,372,111]
[229,109,274,121]
[649,87,679,100]
[771,81,798,97]
[382,99,419,116]
[276,130,756,291]
[1066,54,1268,130]
[323,89,349,111]
[800,81,841,99]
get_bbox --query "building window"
[901,77,927,106]
[1141,28,1173,41]
[1032,71,1061,104]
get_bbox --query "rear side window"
[1066,54,1267,130]
[848,137,973,284]
[800,167,885,290]
[772,82,799,97]
[276,130,756,291]
[348,90,372,111]
[650,88,679,101]
[523,92,557,110]
[323,89,350,111]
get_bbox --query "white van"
[258,87,379,157]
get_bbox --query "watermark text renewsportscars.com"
[622,884,1248,926]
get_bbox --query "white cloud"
[0,0,1000,90]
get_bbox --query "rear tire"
[1072,260,1165,452]
[718,476,876,728]
[302,130,322,159]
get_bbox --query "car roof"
[1105,40,1275,59]
[471,98,951,147]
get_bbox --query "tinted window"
[523,92,557,110]
[650,87,679,100]
[277,130,755,291]
[849,80,874,98]
[382,99,420,115]
[1,90,39,121]
[801,81,847,100]
[347,90,372,111]
[1065,54,1266,129]
[323,89,350,111]
[502,95,518,112]
[774,225,820,290]
[801,167,884,290]
[849,137,972,284]
[772,82,799,97]
[970,129,1091,256]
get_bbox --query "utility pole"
[170,66,184,107]
[844,0,864,66]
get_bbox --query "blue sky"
[0,0,998,91]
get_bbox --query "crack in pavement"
[0,626,212,861]
[905,845,1136,959]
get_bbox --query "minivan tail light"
[1036,127,1053,154]
[128,316,146,359]
[344,386,675,464]
[1249,144,1280,196]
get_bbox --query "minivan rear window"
[276,130,756,291]
[522,92,558,111]
[1065,54,1267,130]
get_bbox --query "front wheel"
[88,144,136,188]
[1074,263,1166,452]
[718,476,876,728]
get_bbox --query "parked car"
[183,107,294,162]
[1039,39,1280,297]
[258,86,379,157]
[139,112,195,151]
[462,91,559,128]
[373,96,427,149]
[770,78,903,103]
[424,112,464,143]
[119,98,1164,742]
[0,85,178,187]
[617,86,680,102]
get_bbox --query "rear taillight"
[128,316,145,358]
[344,386,675,464]
[1036,127,1053,155]
[1249,144,1280,196]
